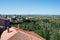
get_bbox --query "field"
[11,15,60,40]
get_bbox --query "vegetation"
[11,15,60,40]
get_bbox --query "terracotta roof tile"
[1,27,45,40]
[0,18,8,20]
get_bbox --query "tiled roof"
[0,18,8,21]
[0,18,8,26]
[1,27,45,40]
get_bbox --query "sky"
[0,0,60,15]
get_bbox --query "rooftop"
[0,27,45,40]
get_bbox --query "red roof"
[1,27,45,40]
[0,18,8,21]
[16,28,45,40]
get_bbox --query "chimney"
[7,27,9,33]
[18,24,20,28]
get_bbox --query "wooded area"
[11,16,60,40]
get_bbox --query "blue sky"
[0,0,60,15]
